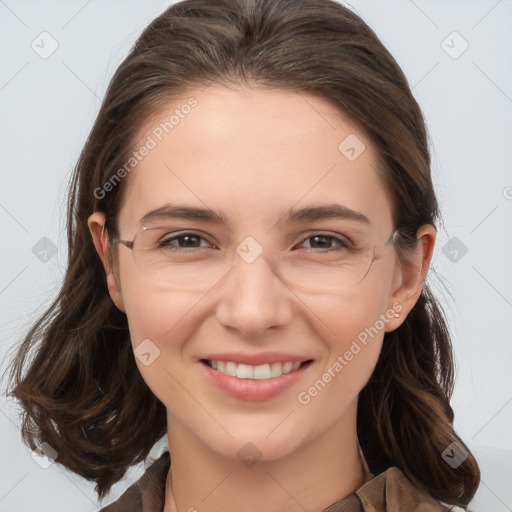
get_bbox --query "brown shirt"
[99,451,460,512]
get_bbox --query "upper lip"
[199,351,313,366]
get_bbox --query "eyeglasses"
[109,225,399,293]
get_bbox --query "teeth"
[208,360,302,379]
[254,364,271,379]
[225,361,237,376]
[270,362,282,378]
[237,364,254,379]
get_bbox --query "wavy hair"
[4,0,480,506]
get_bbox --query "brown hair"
[4,0,480,506]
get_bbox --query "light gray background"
[1,1,511,510]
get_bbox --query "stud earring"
[394,312,400,318]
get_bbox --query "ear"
[385,223,436,331]
[87,212,126,313]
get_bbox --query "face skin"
[89,84,435,512]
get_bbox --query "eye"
[295,233,352,252]
[153,230,352,253]
[158,232,216,250]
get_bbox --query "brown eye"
[159,232,212,250]
[297,234,352,251]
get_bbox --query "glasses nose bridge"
[220,238,293,294]
[231,236,282,278]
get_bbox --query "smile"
[203,359,311,379]
[199,359,314,401]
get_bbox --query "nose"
[214,249,294,338]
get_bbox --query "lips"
[197,352,314,401]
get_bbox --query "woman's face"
[92,85,432,463]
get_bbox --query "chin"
[201,422,308,464]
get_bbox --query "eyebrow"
[140,204,227,225]
[281,203,370,225]
[139,203,371,226]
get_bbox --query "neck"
[164,401,370,512]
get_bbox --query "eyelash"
[158,231,352,253]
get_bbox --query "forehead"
[118,85,393,234]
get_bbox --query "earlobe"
[87,212,126,313]
[385,224,436,330]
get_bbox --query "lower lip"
[199,360,313,402]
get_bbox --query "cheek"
[119,258,200,343]
[295,308,386,428]
[120,282,201,408]
[302,277,393,397]
[308,279,391,351]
